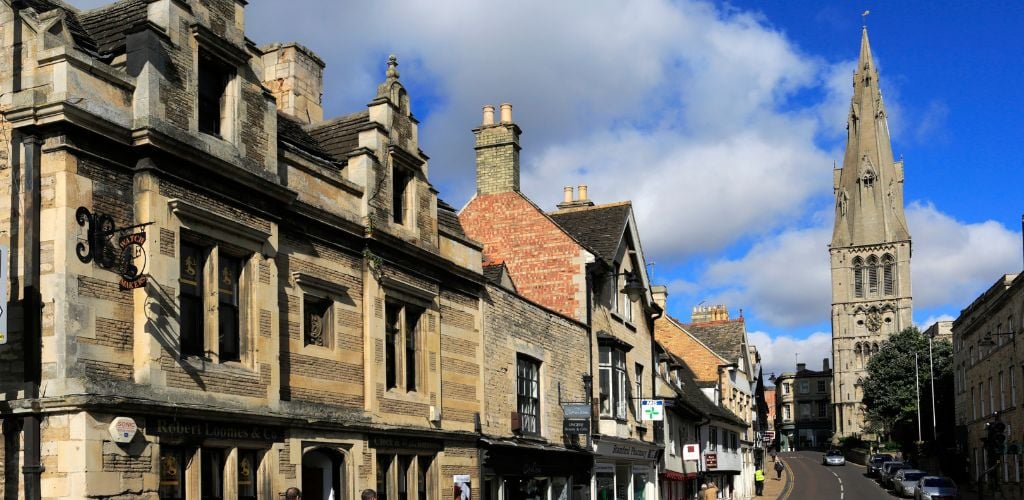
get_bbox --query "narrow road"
[780,451,891,500]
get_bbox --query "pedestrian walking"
[285,487,302,500]
[754,467,765,495]
[774,460,784,480]
[361,489,377,500]
[706,482,719,500]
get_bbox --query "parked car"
[914,476,959,500]
[868,453,895,476]
[893,469,927,497]
[880,461,908,488]
[822,449,846,466]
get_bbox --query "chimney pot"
[578,184,588,201]
[797,363,806,372]
[500,103,513,123]
[823,358,830,371]
[482,105,495,126]
[563,186,573,203]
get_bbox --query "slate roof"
[79,0,147,56]
[277,112,337,164]
[682,318,747,364]
[307,111,370,160]
[547,202,632,264]
[482,263,506,285]
[663,347,747,426]
[21,0,98,55]
[437,199,466,239]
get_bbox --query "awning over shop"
[481,437,592,481]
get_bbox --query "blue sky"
[64,0,1024,377]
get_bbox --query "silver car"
[914,476,958,500]
[893,469,926,497]
[822,449,845,466]
[880,461,907,488]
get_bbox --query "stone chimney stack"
[691,304,730,323]
[797,363,806,372]
[474,103,521,195]
[260,42,325,124]
[651,285,668,310]
[556,183,596,209]
[823,358,830,371]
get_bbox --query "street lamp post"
[928,332,937,441]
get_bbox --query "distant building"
[774,360,834,450]
[953,273,1023,493]
[830,27,914,439]
[764,387,777,449]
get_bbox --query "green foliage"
[861,326,953,442]
[838,435,866,450]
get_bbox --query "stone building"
[830,27,914,439]
[953,273,1023,494]
[773,360,833,451]
[0,1,485,498]
[479,275,593,499]
[460,106,662,500]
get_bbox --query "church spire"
[831,27,911,248]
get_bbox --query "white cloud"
[908,202,1021,309]
[701,224,832,327]
[748,330,832,382]
[916,314,955,331]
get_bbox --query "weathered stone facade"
[830,28,914,439]
[953,274,1024,495]
[0,1,484,498]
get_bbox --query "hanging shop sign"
[563,403,591,420]
[682,444,700,461]
[563,418,590,435]
[705,453,718,469]
[75,207,153,290]
[640,400,664,421]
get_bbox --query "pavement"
[756,457,792,499]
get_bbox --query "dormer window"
[198,50,235,139]
[392,166,412,225]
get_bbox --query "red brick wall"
[460,192,586,321]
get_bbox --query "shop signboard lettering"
[563,419,590,435]
[562,404,591,420]
[598,441,660,460]
[370,435,443,451]
[149,418,282,441]
[705,453,718,469]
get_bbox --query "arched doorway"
[302,448,345,500]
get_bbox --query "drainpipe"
[585,267,594,452]
[17,131,43,500]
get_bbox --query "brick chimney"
[260,42,325,124]
[474,103,521,195]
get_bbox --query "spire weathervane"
[862,10,870,28]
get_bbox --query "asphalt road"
[780,450,903,500]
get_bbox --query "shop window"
[198,50,235,138]
[599,346,628,419]
[392,167,412,225]
[378,453,436,500]
[179,238,249,362]
[304,296,333,348]
[159,446,188,500]
[201,448,225,499]
[516,354,541,435]
[238,450,259,500]
[385,302,423,392]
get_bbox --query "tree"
[861,326,953,443]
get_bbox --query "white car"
[822,450,845,466]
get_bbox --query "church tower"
[830,28,913,438]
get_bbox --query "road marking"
[830,470,844,500]
[779,459,796,500]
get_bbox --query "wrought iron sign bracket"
[76,206,154,290]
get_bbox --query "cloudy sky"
[67,1,1024,379]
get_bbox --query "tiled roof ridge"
[657,315,730,365]
[548,199,632,214]
[685,317,746,328]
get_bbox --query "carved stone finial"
[386,55,399,79]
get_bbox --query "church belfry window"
[853,257,864,298]
[882,254,895,296]
[867,255,879,296]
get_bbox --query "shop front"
[593,438,661,500]
[481,438,592,500]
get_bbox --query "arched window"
[853,257,864,298]
[872,342,879,354]
[854,343,863,366]
[882,254,895,296]
[867,255,879,296]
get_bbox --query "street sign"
[705,453,718,469]
[683,444,700,461]
[765,430,775,441]
[641,399,664,421]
